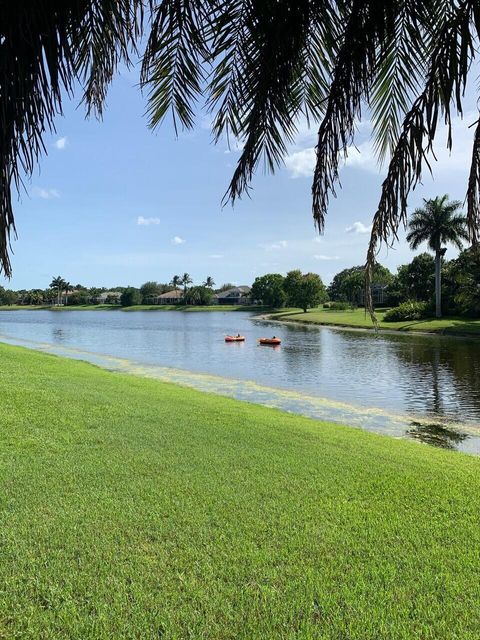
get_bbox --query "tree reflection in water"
[407,421,470,450]
[389,334,480,424]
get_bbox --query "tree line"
[2,195,479,317]
[0,275,237,307]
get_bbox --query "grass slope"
[272,308,480,336]
[0,343,479,638]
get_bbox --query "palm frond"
[222,0,336,203]
[369,0,437,164]
[365,0,475,321]
[141,0,212,133]
[466,116,480,245]
[0,0,141,277]
[311,0,414,232]
[78,1,142,117]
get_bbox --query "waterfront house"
[96,291,122,304]
[154,289,184,305]
[215,286,251,305]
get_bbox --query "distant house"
[357,284,389,305]
[154,289,184,305]
[215,286,251,305]
[97,291,122,304]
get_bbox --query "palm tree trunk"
[435,248,442,318]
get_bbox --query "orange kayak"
[259,338,281,345]
[225,335,245,342]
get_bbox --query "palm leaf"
[365,0,475,322]
[141,0,212,133]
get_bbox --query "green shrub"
[120,287,141,307]
[383,301,430,322]
[326,301,355,311]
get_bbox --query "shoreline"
[2,303,480,338]
[1,334,479,453]
[258,310,480,339]
[0,304,271,313]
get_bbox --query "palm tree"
[181,273,193,299]
[170,275,181,291]
[203,276,215,289]
[2,1,480,295]
[63,281,72,305]
[49,276,65,306]
[407,195,468,318]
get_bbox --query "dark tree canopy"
[3,0,480,301]
[251,274,286,308]
[328,264,392,301]
[448,248,480,316]
[184,285,214,305]
[120,287,141,307]
[395,253,435,303]
[140,281,163,303]
[284,270,327,312]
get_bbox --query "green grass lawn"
[1,343,480,638]
[0,304,50,311]
[272,307,480,336]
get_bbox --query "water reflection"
[391,335,480,422]
[52,328,65,342]
[406,421,470,450]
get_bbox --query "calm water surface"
[1,309,480,453]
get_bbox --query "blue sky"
[5,67,477,290]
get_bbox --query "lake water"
[1,309,480,453]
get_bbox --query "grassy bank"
[0,343,479,638]
[271,307,480,336]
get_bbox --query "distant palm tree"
[407,195,468,318]
[181,273,193,298]
[203,276,215,289]
[170,275,181,291]
[63,281,72,305]
[49,276,65,306]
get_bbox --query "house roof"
[156,289,184,299]
[216,286,251,298]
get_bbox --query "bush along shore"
[1,342,480,638]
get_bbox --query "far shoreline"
[2,303,480,338]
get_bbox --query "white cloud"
[284,111,478,180]
[284,148,316,178]
[259,240,288,250]
[137,216,160,226]
[284,141,381,179]
[313,254,340,261]
[312,236,322,244]
[343,141,378,172]
[171,236,185,245]
[54,137,67,150]
[33,187,60,200]
[209,254,223,259]
[346,221,372,234]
